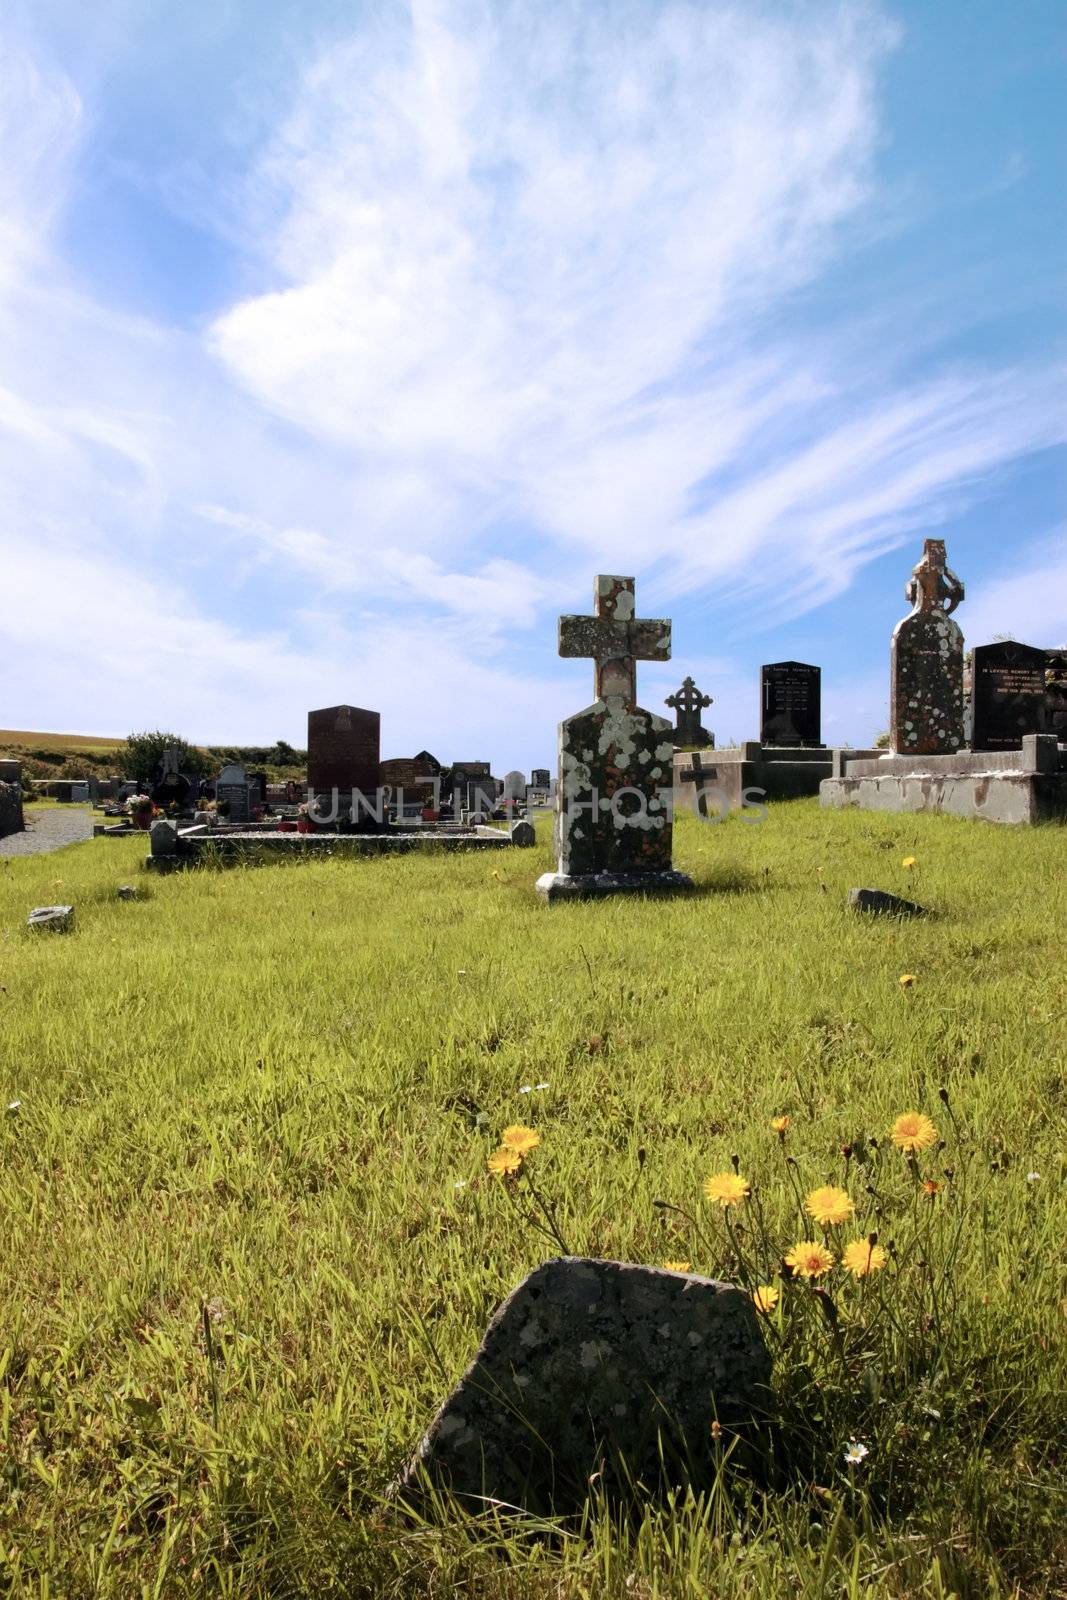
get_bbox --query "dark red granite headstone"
[307,705,381,822]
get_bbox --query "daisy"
[843,1440,869,1465]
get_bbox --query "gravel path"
[0,806,95,858]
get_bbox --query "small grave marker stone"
[396,1257,770,1514]
[215,763,251,824]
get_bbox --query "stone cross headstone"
[665,675,713,749]
[760,662,822,747]
[215,762,251,824]
[970,641,1048,751]
[680,750,720,818]
[307,704,381,826]
[890,540,965,756]
[536,575,692,900]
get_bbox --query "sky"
[2,0,1064,769]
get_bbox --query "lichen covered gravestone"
[396,1257,770,1515]
[536,576,693,900]
[890,540,965,755]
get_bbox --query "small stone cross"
[680,750,718,816]
[665,676,712,718]
[558,576,671,703]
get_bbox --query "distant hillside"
[0,731,308,784]
[0,729,124,753]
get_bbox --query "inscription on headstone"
[760,662,822,747]
[890,539,965,756]
[665,675,713,749]
[530,767,551,791]
[970,641,1048,750]
[216,762,251,823]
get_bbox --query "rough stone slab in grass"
[848,887,927,918]
[396,1257,770,1516]
[28,905,75,933]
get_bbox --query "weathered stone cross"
[680,750,718,816]
[665,676,712,717]
[558,576,671,703]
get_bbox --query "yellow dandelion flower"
[899,973,917,988]
[770,1115,791,1134]
[752,1285,780,1314]
[804,1185,855,1227]
[487,1146,523,1176]
[704,1171,751,1208]
[501,1124,540,1154]
[663,1260,692,1274]
[901,856,916,868]
[842,1239,887,1278]
[784,1241,835,1279]
[891,1111,938,1153]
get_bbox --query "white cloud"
[0,1,1064,765]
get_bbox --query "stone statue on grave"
[890,539,966,756]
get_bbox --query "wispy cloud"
[0,0,1063,757]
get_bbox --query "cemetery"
[2,5,1065,1594]
[1,548,1065,1597]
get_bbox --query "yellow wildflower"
[842,1239,887,1278]
[804,1185,854,1227]
[899,973,917,988]
[891,1111,938,1153]
[501,1125,540,1154]
[704,1171,750,1208]
[901,856,916,868]
[784,1241,835,1279]
[662,1260,692,1274]
[770,1115,791,1134]
[922,1179,943,1197]
[487,1147,522,1176]
[752,1285,780,1314]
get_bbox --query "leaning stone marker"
[536,576,693,901]
[848,887,927,918]
[28,905,75,933]
[890,539,965,755]
[397,1258,770,1514]
[509,819,536,848]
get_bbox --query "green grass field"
[0,806,1064,1597]
[0,731,125,754]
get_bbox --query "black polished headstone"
[971,642,1048,751]
[760,662,822,747]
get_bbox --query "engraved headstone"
[536,575,692,900]
[307,704,381,826]
[760,662,822,747]
[970,641,1048,751]
[215,762,251,824]
[530,767,551,791]
[502,770,526,805]
[665,675,713,749]
[890,540,965,756]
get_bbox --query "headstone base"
[821,737,1066,826]
[535,868,694,902]
[673,745,883,814]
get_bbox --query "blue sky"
[2,0,1064,769]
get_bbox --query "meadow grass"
[0,731,125,755]
[0,804,1064,1597]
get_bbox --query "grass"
[0,731,125,754]
[0,803,1064,1597]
